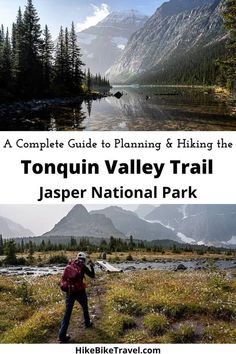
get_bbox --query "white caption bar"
[0,131,235,204]
[0,344,235,354]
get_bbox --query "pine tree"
[0,234,3,255]
[27,240,34,263]
[4,240,17,265]
[220,0,236,89]
[11,8,24,92]
[69,22,84,92]
[54,26,66,92]
[0,28,12,90]
[64,27,71,89]
[21,0,43,95]
[87,68,92,92]
[42,25,54,92]
[0,25,5,88]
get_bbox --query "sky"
[0,204,141,235]
[0,0,165,38]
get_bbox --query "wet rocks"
[175,264,187,271]
[114,91,123,99]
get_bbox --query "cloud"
[77,3,110,32]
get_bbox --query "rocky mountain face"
[90,206,180,242]
[146,205,236,245]
[134,205,157,219]
[0,216,34,239]
[107,0,225,83]
[43,205,124,238]
[77,10,148,75]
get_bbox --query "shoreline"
[0,91,111,118]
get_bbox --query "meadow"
[0,265,235,344]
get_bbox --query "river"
[0,86,235,131]
[0,259,235,277]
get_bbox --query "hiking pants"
[59,290,91,339]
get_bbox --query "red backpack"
[60,260,85,293]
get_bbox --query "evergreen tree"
[221,0,236,89]
[54,26,66,92]
[0,28,12,90]
[64,27,72,89]
[42,25,54,92]
[4,240,17,265]
[20,239,25,253]
[87,68,92,92]
[11,8,24,91]
[69,22,84,92]
[21,0,43,95]
[0,234,3,255]
[27,240,34,263]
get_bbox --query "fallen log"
[96,261,123,273]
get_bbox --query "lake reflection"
[0,86,235,131]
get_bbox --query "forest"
[0,0,110,101]
[0,234,235,266]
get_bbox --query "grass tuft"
[143,313,169,336]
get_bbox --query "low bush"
[143,313,169,336]
[48,255,68,264]
[169,324,196,343]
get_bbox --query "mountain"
[146,205,236,244]
[77,10,148,75]
[90,206,181,242]
[107,0,226,84]
[135,205,157,219]
[43,205,124,238]
[0,216,34,239]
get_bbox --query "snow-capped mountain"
[77,10,148,75]
[146,205,236,246]
[107,0,226,83]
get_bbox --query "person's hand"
[88,259,95,267]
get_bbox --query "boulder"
[114,91,123,99]
[175,264,187,271]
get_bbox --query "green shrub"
[48,255,68,264]
[17,257,27,265]
[126,254,133,261]
[16,282,34,305]
[144,313,169,336]
[169,324,196,343]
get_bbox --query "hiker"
[59,252,95,343]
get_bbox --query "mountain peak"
[156,0,217,17]
[107,0,224,83]
[67,204,89,219]
[99,10,148,25]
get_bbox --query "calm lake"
[0,86,235,131]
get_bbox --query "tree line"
[218,0,236,90]
[0,234,234,266]
[0,0,110,100]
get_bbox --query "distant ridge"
[43,205,125,238]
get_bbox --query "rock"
[175,264,187,271]
[114,91,123,99]
[124,266,136,271]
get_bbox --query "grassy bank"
[0,269,235,344]
[1,249,235,267]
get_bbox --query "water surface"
[0,259,235,277]
[0,86,235,131]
